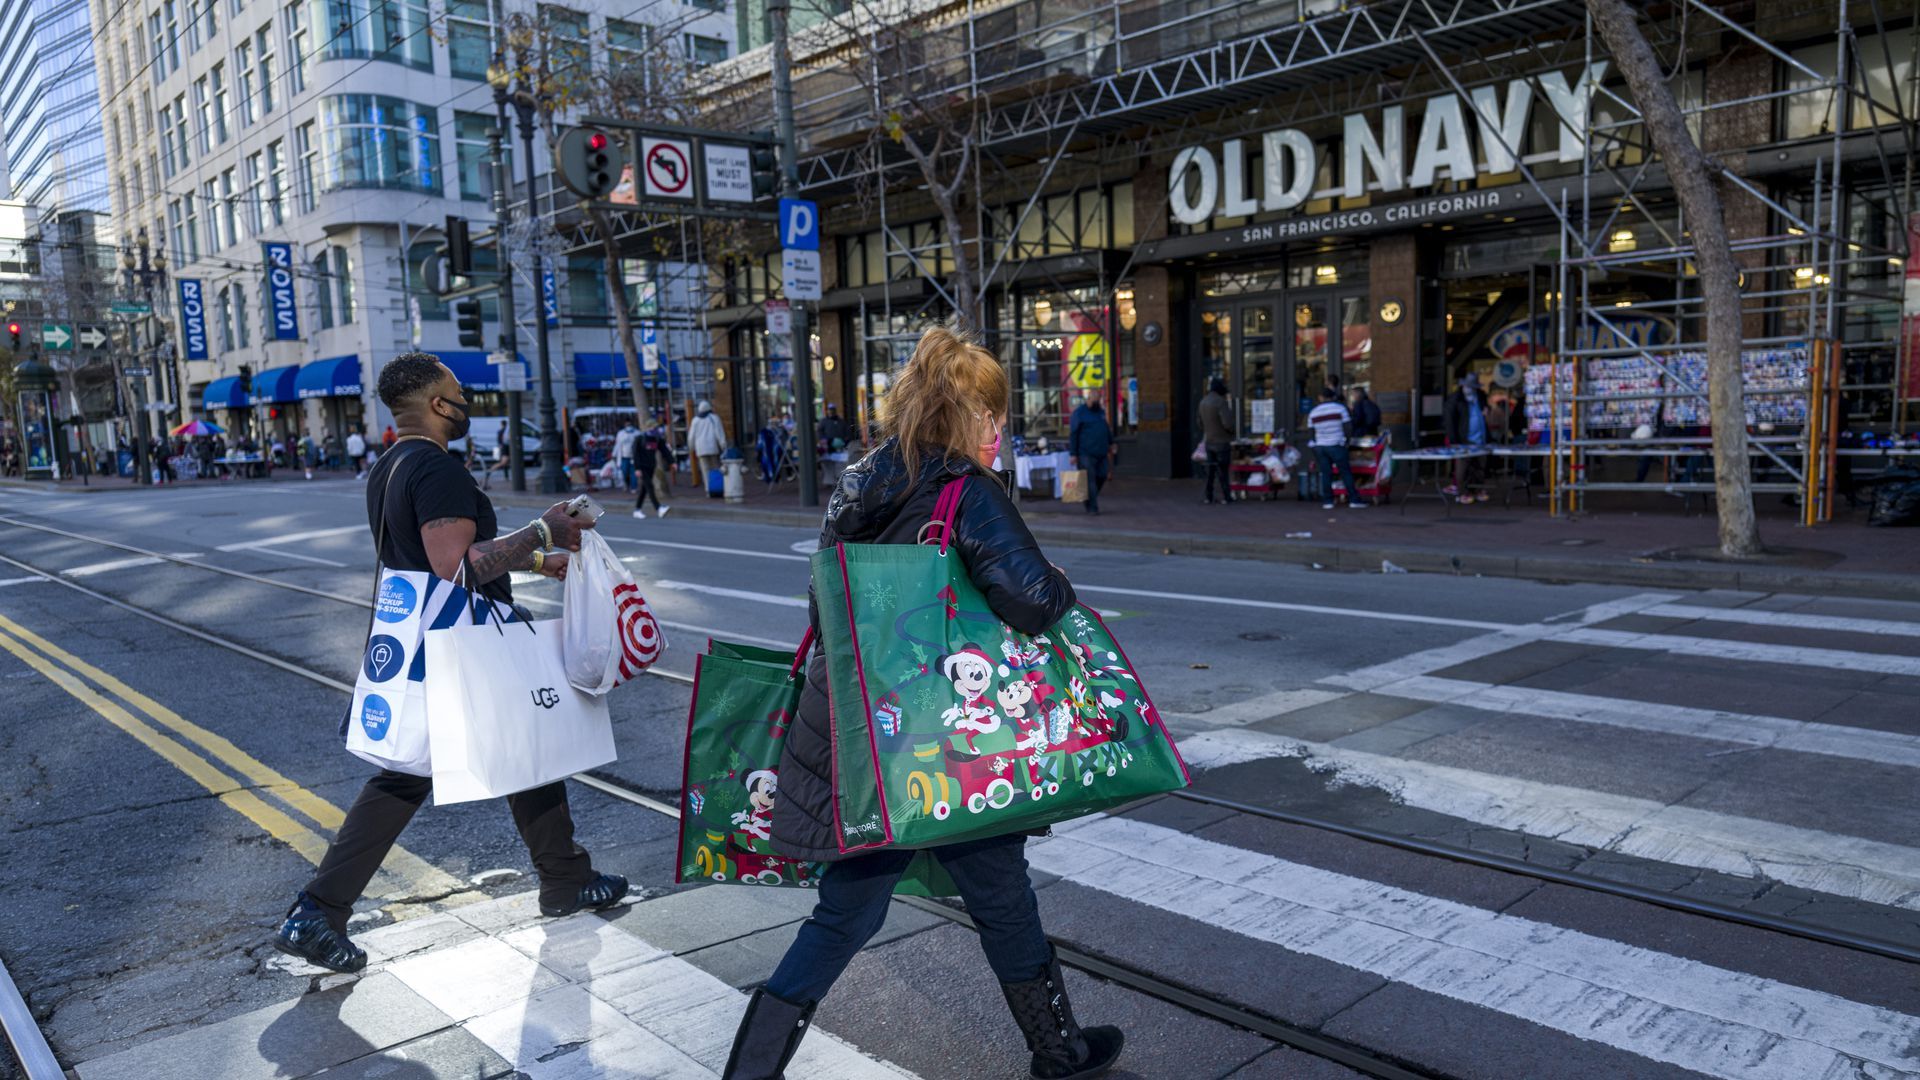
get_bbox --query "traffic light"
[5,321,18,350]
[455,298,484,349]
[750,144,779,200]
[555,126,622,200]
[445,215,473,278]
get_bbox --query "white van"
[450,417,541,464]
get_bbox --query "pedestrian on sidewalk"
[1443,372,1491,503]
[689,400,727,496]
[1068,390,1113,515]
[613,418,639,492]
[1308,386,1367,509]
[632,424,669,518]
[1348,386,1382,440]
[272,352,627,975]
[1198,376,1235,504]
[722,326,1123,1080]
[347,429,368,479]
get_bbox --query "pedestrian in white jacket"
[689,401,727,495]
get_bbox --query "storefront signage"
[1488,312,1675,360]
[1167,63,1608,225]
[263,242,299,340]
[177,279,208,360]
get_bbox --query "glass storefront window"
[319,95,439,193]
[1008,285,1110,441]
[316,0,431,69]
[859,310,920,440]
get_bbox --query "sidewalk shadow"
[256,982,437,1080]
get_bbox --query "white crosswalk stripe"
[1033,816,1920,1080]
[1175,727,1920,909]
[1560,626,1920,677]
[1642,602,1920,639]
[1366,675,1920,768]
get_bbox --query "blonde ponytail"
[880,325,1009,484]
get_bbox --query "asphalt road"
[2,476,1917,1080]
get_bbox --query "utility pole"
[487,34,527,492]
[768,0,818,507]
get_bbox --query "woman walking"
[721,327,1123,1080]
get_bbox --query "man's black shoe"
[273,893,367,974]
[541,873,630,918]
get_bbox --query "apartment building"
[94,0,736,446]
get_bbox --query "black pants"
[634,463,661,511]
[302,771,595,932]
[1204,444,1232,501]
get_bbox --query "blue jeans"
[765,833,1051,1005]
[1079,453,1109,511]
[620,456,636,490]
[1313,444,1362,504]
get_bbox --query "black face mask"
[440,396,471,440]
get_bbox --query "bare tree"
[1590,0,1761,558]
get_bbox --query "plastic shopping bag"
[344,570,490,776]
[564,530,665,694]
[1190,440,1208,463]
[426,619,616,805]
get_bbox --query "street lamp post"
[504,39,567,495]
[486,43,527,493]
[119,229,168,485]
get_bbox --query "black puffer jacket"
[770,439,1076,862]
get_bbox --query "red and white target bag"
[563,530,666,695]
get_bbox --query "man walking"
[1198,377,1234,504]
[272,352,626,974]
[1308,386,1367,509]
[1068,391,1113,515]
[347,429,368,479]
[613,418,639,493]
[689,400,727,496]
[632,422,669,519]
[1348,386,1382,439]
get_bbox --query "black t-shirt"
[365,440,510,602]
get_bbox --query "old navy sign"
[263,242,300,341]
[1167,63,1609,226]
[176,278,209,360]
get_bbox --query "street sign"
[765,299,791,335]
[488,349,513,365]
[779,199,819,251]
[640,137,694,199]
[42,323,73,350]
[111,301,152,315]
[500,363,529,392]
[640,324,660,371]
[780,250,822,302]
[703,144,753,203]
[77,325,110,349]
[123,367,152,377]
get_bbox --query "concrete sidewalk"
[70,887,930,1080]
[494,471,1920,601]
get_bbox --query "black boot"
[272,893,367,974]
[1000,952,1124,1080]
[723,987,815,1080]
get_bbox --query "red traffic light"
[6,322,18,334]
[587,131,607,152]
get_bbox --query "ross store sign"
[1168,63,1609,226]
[263,242,300,340]
[177,279,209,360]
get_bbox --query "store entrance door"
[1200,287,1369,443]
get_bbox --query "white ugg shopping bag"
[424,617,616,804]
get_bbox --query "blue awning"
[435,350,527,392]
[202,376,248,410]
[249,364,301,404]
[573,351,682,390]
[295,355,364,399]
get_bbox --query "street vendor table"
[215,453,267,479]
[1012,451,1073,498]
[1394,448,1487,515]
[1490,445,1559,508]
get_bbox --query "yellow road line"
[0,627,333,864]
[0,612,468,901]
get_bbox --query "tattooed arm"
[419,502,592,584]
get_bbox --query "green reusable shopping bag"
[676,634,956,895]
[812,477,1190,854]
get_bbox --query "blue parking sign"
[779,198,819,251]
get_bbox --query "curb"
[547,495,1920,602]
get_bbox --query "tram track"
[3,511,1917,977]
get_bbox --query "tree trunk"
[1590,0,1762,558]
[590,209,654,433]
[938,203,981,332]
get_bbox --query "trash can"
[723,459,746,502]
